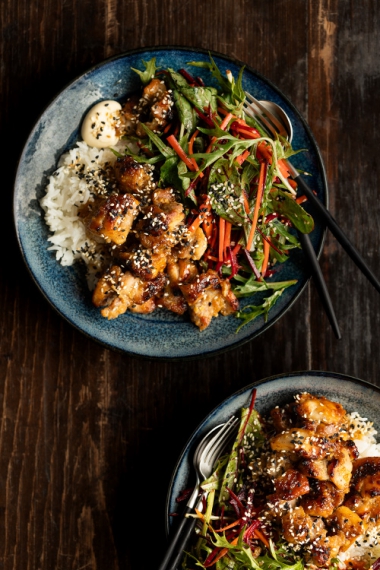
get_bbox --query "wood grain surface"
[2,0,380,568]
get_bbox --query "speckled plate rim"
[165,370,380,533]
[13,46,328,361]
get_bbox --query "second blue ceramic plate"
[14,47,327,359]
[165,371,380,532]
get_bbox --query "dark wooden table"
[2,1,380,568]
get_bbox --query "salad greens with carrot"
[174,389,304,569]
[129,55,314,330]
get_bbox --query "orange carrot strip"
[218,217,226,261]
[167,134,204,178]
[206,537,239,567]
[206,112,235,153]
[202,213,213,238]
[188,129,200,171]
[233,126,261,139]
[261,238,270,277]
[235,149,251,166]
[253,528,270,548]
[219,112,234,131]
[277,158,291,177]
[215,519,241,533]
[232,243,241,255]
[296,195,307,204]
[224,221,232,258]
[242,190,250,214]
[246,162,266,251]
[188,200,212,232]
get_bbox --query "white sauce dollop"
[81,100,122,148]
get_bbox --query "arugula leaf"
[235,288,292,332]
[233,278,297,298]
[188,54,245,106]
[168,67,218,113]
[218,408,263,505]
[172,90,198,133]
[131,57,158,85]
[140,124,175,158]
[269,189,314,233]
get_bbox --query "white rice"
[40,141,127,288]
[338,413,380,566]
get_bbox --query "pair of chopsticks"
[288,161,380,339]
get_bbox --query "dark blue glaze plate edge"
[165,371,380,533]
[13,46,328,361]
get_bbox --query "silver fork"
[243,91,341,340]
[158,416,239,570]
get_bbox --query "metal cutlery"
[158,416,239,570]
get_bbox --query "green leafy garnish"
[131,57,158,85]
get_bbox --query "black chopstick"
[293,173,380,294]
[298,232,341,339]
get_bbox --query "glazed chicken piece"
[155,258,197,316]
[270,403,297,433]
[298,458,330,482]
[294,393,347,436]
[124,244,169,281]
[310,534,345,568]
[118,95,140,136]
[175,226,208,261]
[270,428,335,460]
[136,188,186,250]
[114,156,155,197]
[179,269,239,331]
[82,193,140,245]
[300,480,345,518]
[327,506,363,551]
[273,468,310,501]
[92,265,165,319]
[345,457,380,521]
[282,506,344,567]
[328,446,354,492]
[135,78,173,136]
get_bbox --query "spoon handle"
[292,170,380,294]
[298,232,341,339]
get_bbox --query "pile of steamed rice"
[40,141,126,288]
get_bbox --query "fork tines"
[244,91,283,139]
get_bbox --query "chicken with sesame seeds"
[344,457,380,522]
[179,269,239,331]
[81,193,140,246]
[175,226,208,261]
[113,156,155,197]
[92,265,165,319]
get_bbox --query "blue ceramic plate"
[14,47,327,359]
[165,371,380,532]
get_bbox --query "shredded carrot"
[242,190,250,214]
[188,129,200,171]
[246,162,267,251]
[188,200,212,232]
[232,243,241,256]
[235,149,250,165]
[218,217,226,261]
[214,519,241,533]
[261,238,270,277]
[253,528,270,548]
[224,221,232,259]
[206,112,234,153]
[206,537,239,567]
[296,195,307,204]
[167,134,204,178]
[163,122,172,134]
[233,126,261,139]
